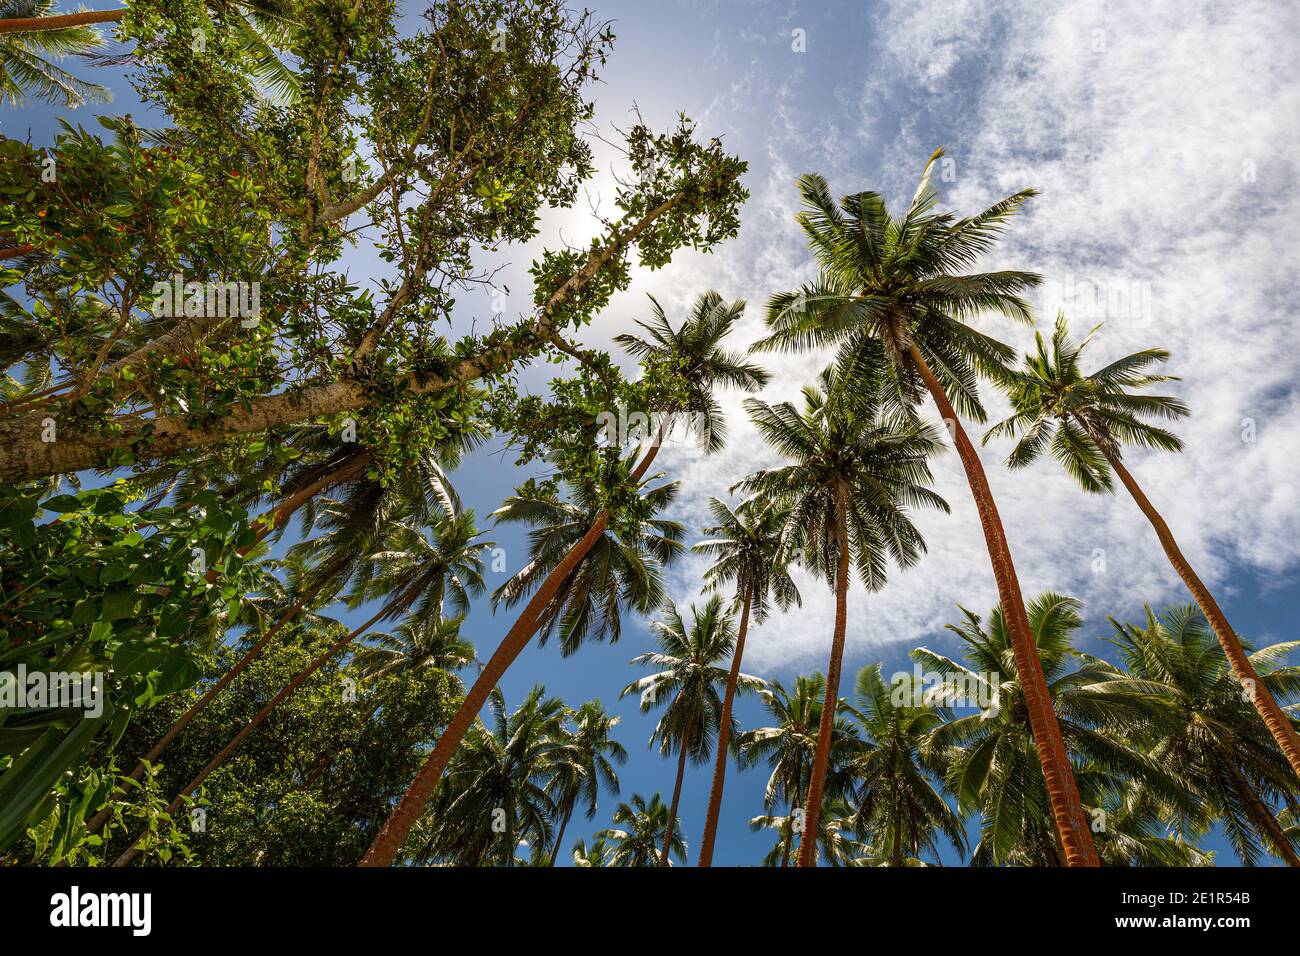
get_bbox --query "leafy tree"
[757,150,1100,864]
[986,314,1300,776]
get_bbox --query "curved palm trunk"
[361,438,665,866]
[660,729,690,867]
[111,603,389,866]
[1099,445,1300,779]
[697,587,753,866]
[0,9,124,34]
[909,343,1099,866]
[797,480,850,867]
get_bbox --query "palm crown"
[756,149,1040,420]
[737,363,949,590]
[693,496,800,620]
[614,290,770,454]
[985,313,1189,492]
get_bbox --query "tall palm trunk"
[797,480,850,867]
[1096,440,1300,778]
[697,587,753,866]
[549,799,576,867]
[360,436,665,866]
[111,604,389,866]
[660,728,690,867]
[909,343,1099,866]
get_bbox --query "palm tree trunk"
[549,801,576,867]
[908,343,1099,866]
[798,479,851,867]
[0,9,125,34]
[660,728,690,867]
[111,603,389,866]
[1098,443,1300,778]
[360,439,666,866]
[697,587,752,867]
[1219,747,1300,866]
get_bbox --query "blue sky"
[9,0,1300,865]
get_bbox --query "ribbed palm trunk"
[360,436,665,866]
[660,729,690,867]
[797,480,850,867]
[112,603,390,866]
[697,588,753,866]
[1099,443,1300,779]
[909,343,1099,866]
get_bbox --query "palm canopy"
[355,612,475,679]
[547,700,627,822]
[596,792,687,866]
[621,594,764,765]
[490,475,685,655]
[614,290,770,453]
[984,312,1189,492]
[841,663,967,864]
[736,673,856,811]
[693,495,800,620]
[0,0,108,107]
[736,362,949,591]
[755,149,1040,420]
[915,592,1191,866]
[1099,605,1300,865]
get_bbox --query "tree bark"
[908,343,1099,866]
[1099,443,1300,779]
[111,603,389,866]
[797,479,850,867]
[0,192,698,485]
[549,801,575,867]
[697,587,751,866]
[660,728,690,867]
[359,438,665,866]
[0,9,124,34]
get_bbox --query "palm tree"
[736,673,854,867]
[417,686,567,867]
[362,473,686,865]
[841,663,966,865]
[915,592,1191,866]
[362,291,764,865]
[596,792,687,866]
[356,613,475,680]
[737,363,948,865]
[622,595,762,866]
[1099,605,1300,865]
[545,701,627,866]
[0,0,107,107]
[757,150,1101,865]
[111,507,492,865]
[691,496,800,865]
[985,314,1300,777]
[751,797,860,867]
